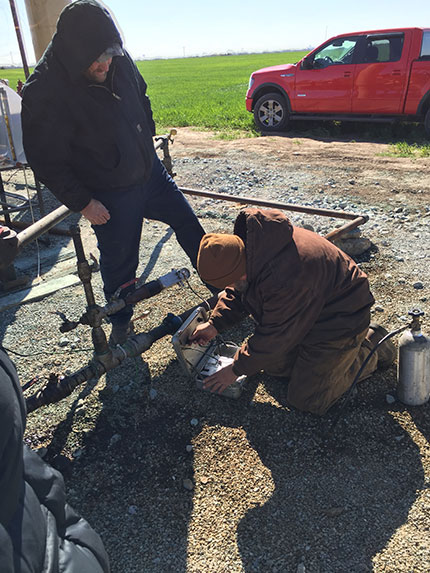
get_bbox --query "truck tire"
[253,92,289,132]
[425,109,430,139]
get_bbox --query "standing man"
[21,0,207,344]
[190,208,396,416]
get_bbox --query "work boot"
[367,322,396,369]
[109,322,134,346]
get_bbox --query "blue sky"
[0,0,426,66]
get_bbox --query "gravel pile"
[1,131,429,573]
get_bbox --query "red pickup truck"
[246,28,430,136]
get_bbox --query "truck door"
[352,33,409,114]
[293,37,359,113]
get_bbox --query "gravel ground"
[1,129,430,573]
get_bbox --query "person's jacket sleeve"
[21,96,93,212]
[209,287,249,331]
[136,68,156,137]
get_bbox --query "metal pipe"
[323,216,368,241]
[0,217,71,236]
[180,186,368,222]
[16,204,71,248]
[26,294,219,413]
[8,0,30,79]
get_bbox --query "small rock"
[58,337,70,347]
[128,505,138,515]
[149,388,157,400]
[109,434,122,448]
[73,448,83,459]
[183,478,194,491]
[340,228,361,240]
[322,506,345,517]
[386,394,396,405]
[413,282,424,290]
[374,305,384,312]
[190,418,199,426]
[332,237,371,256]
[348,179,356,185]
[297,564,306,573]
[302,224,314,232]
[186,445,194,453]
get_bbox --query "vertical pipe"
[24,0,70,62]
[8,0,30,79]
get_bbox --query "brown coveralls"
[209,208,377,415]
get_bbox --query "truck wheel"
[254,93,289,132]
[424,109,430,139]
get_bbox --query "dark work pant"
[92,156,205,326]
[266,327,378,416]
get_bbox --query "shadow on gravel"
[233,371,424,573]
[37,348,426,573]
[261,119,428,145]
[0,180,79,344]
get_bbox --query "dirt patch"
[2,129,430,573]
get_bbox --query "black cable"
[2,345,94,358]
[184,278,211,312]
[329,324,409,433]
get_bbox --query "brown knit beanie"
[197,233,246,289]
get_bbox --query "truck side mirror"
[301,57,313,70]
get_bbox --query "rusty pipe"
[324,216,368,241]
[0,218,71,237]
[16,204,71,249]
[180,186,368,223]
[26,295,219,413]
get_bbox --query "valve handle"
[408,308,424,318]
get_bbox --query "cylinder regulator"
[397,309,430,406]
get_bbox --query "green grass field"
[135,52,306,133]
[1,51,306,134]
[1,51,427,144]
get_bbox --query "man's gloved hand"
[81,199,110,225]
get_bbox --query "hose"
[329,324,409,432]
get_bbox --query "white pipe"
[24,0,70,62]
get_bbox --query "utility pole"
[8,0,30,78]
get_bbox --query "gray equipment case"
[172,307,246,399]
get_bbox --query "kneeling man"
[190,208,394,415]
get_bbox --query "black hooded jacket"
[0,348,110,572]
[21,0,156,212]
